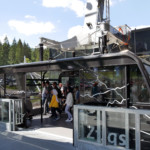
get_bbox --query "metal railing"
[74,105,150,150]
[0,99,23,131]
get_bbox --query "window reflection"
[140,114,150,150]
[79,65,150,107]
[0,101,1,121]
[78,109,97,142]
[130,65,150,105]
[0,74,5,97]
[79,66,126,106]
[2,102,9,122]
[129,114,135,149]
[106,112,126,147]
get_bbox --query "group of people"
[41,81,79,122]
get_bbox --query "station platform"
[0,113,75,150]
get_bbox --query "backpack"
[56,88,62,98]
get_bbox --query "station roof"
[0,50,144,73]
[0,50,150,93]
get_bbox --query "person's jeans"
[51,107,57,118]
[65,105,72,119]
[43,99,49,114]
[42,97,49,114]
[42,97,46,105]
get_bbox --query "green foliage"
[43,48,49,60]
[0,36,49,66]
[15,39,24,63]
[23,42,31,60]
[31,48,39,62]
[9,38,17,64]
[1,37,10,65]
[0,41,3,65]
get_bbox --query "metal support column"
[4,74,6,98]
[39,43,43,61]
[41,72,43,123]
[125,66,130,108]
[135,113,141,150]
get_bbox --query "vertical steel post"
[97,110,101,143]
[4,74,6,98]
[125,112,129,149]
[135,113,141,150]
[9,100,11,131]
[49,48,52,59]
[134,29,137,54]
[39,43,43,61]
[41,72,43,123]
[102,110,106,146]
[125,66,130,108]
[13,100,15,131]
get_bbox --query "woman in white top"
[65,87,73,122]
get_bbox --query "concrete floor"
[0,113,75,150]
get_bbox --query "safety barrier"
[74,105,150,150]
[0,99,23,131]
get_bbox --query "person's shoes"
[65,118,70,122]
[59,110,62,115]
[65,118,73,122]
[69,117,73,122]
[53,116,60,121]
[56,116,60,120]
[49,111,52,114]
[49,114,54,118]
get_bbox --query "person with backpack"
[52,82,62,115]
[49,89,60,121]
[44,81,52,114]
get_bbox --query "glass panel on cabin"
[130,65,150,107]
[144,64,150,77]
[133,29,150,54]
[62,76,79,88]
[10,100,14,123]
[26,72,41,110]
[106,111,126,148]
[4,73,25,100]
[78,109,98,143]
[75,49,93,57]
[129,113,135,149]
[0,74,5,97]
[131,29,150,54]
[79,66,126,106]
[140,114,150,150]
[0,100,2,121]
[2,101,9,122]
[6,74,17,97]
[26,71,61,115]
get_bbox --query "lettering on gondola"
[107,133,126,146]
[85,125,126,147]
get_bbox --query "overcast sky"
[0,0,150,47]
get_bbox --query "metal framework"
[0,50,149,93]
[74,105,150,150]
[0,50,150,133]
[0,98,23,131]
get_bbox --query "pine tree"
[43,48,49,60]
[9,38,17,64]
[2,36,10,65]
[15,39,23,63]
[31,48,39,62]
[0,41,3,65]
[23,42,31,61]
